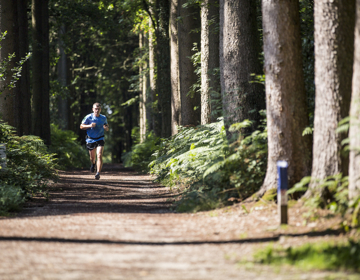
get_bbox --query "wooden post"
[0,143,6,170]
[277,160,288,224]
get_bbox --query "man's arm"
[103,123,109,131]
[80,123,96,130]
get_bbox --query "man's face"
[93,106,101,116]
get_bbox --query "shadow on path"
[17,163,175,218]
[0,229,343,246]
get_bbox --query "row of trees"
[137,0,264,138]
[0,0,141,162]
[0,0,359,198]
[136,0,360,198]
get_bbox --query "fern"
[149,117,268,212]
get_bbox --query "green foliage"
[289,174,360,229]
[253,240,360,272]
[302,126,313,136]
[291,116,360,228]
[49,124,89,169]
[149,114,267,212]
[0,122,58,214]
[189,43,201,100]
[0,185,24,215]
[122,128,160,172]
[0,32,30,95]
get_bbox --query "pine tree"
[260,0,311,193]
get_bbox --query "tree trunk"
[178,0,201,126]
[260,0,311,193]
[219,0,264,138]
[201,0,220,124]
[57,24,69,130]
[139,32,149,143]
[149,18,160,136]
[32,0,51,144]
[309,0,355,189]
[170,0,181,134]
[0,0,17,127]
[67,56,76,132]
[155,0,172,137]
[349,0,360,200]
[17,0,31,135]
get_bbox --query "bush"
[49,124,89,169]
[0,184,24,214]
[0,122,58,213]
[122,127,160,172]
[149,114,268,212]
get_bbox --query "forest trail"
[0,164,354,280]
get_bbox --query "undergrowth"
[122,127,160,172]
[288,117,360,229]
[289,174,360,229]
[0,122,58,214]
[49,124,89,169]
[252,240,360,272]
[149,113,268,212]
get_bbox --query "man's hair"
[93,102,101,108]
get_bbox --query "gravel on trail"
[0,164,357,280]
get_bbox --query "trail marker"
[277,160,288,224]
[0,143,6,170]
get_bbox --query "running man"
[80,102,109,180]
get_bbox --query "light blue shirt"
[82,113,108,143]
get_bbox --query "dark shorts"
[86,140,105,151]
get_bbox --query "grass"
[252,239,360,272]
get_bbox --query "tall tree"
[148,18,159,135]
[219,0,264,138]
[0,0,18,127]
[16,0,31,136]
[57,25,69,130]
[178,0,201,126]
[139,32,149,142]
[309,0,355,190]
[32,0,51,144]
[349,0,360,200]
[155,0,172,137]
[260,0,311,193]
[201,0,220,124]
[170,0,181,134]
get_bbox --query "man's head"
[92,103,101,116]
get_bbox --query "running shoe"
[90,163,96,173]
[95,172,100,180]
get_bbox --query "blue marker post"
[277,160,288,224]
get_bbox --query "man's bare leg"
[89,149,96,172]
[96,146,104,173]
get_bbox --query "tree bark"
[309,0,355,189]
[0,0,17,127]
[32,0,51,144]
[57,24,69,130]
[17,0,31,135]
[219,0,264,138]
[170,0,181,134]
[139,32,149,143]
[349,0,360,200]
[260,0,311,193]
[149,18,159,135]
[178,0,201,126]
[201,0,220,124]
[155,0,172,137]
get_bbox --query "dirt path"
[0,164,357,279]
